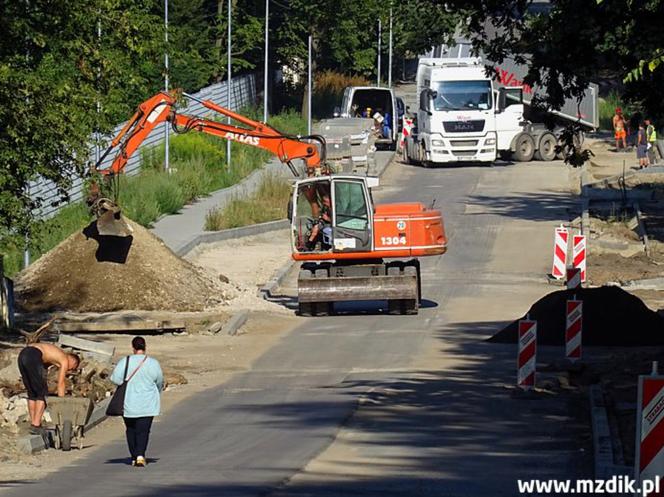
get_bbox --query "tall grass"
[599,91,631,131]
[1,109,306,277]
[205,174,292,230]
[313,71,370,119]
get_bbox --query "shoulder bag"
[106,355,148,417]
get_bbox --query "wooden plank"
[57,335,115,357]
[55,319,186,333]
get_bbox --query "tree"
[444,0,664,121]
[0,0,164,240]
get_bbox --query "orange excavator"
[91,90,447,315]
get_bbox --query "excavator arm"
[95,91,324,177]
[90,90,326,237]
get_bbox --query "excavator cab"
[291,176,374,254]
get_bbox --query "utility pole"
[307,35,312,135]
[164,0,170,173]
[263,0,269,123]
[388,7,393,88]
[226,0,232,168]
[377,19,381,86]
[95,17,101,164]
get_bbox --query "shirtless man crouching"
[17,343,80,434]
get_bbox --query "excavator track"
[297,259,421,316]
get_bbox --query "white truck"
[402,56,598,166]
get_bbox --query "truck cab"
[403,57,525,165]
[339,86,401,150]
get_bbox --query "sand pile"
[489,286,664,346]
[16,219,230,313]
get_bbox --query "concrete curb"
[590,385,631,482]
[222,309,250,336]
[176,220,290,257]
[259,258,296,299]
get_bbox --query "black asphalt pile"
[489,286,664,346]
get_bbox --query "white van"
[338,86,404,150]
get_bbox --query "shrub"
[313,70,370,119]
[205,174,292,230]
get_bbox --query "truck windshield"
[433,81,492,111]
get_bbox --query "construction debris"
[490,286,664,346]
[15,219,232,313]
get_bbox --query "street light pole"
[263,0,269,123]
[388,7,393,88]
[307,35,312,136]
[227,0,232,168]
[377,18,381,87]
[164,0,170,173]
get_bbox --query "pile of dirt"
[16,219,230,313]
[489,286,664,346]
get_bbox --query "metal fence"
[30,73,257,219]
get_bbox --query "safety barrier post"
[518,317,537,390]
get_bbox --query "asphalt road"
[1,154,589,497]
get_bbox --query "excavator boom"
[90,90,325,236]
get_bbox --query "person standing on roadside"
[637,122,649,169]
[613,107,628,151]
[110,336,163,467]
[645,118,658,164]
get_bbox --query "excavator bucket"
[92,199,133,238]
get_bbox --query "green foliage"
[313,71,370,118]
[205,173,291,230]
[446,0,664,124]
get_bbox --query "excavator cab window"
[331,179,372,252]
[293,180,333,252]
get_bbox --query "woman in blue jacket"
[111,336,163,467]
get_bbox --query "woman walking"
[110,336,163,467]
[637,122,650,169]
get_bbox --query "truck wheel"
[402,143,412,165]
[513,133,535,162]
[298,302,314,316]
[534,132,557,161]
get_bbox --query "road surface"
[2,154,591,497]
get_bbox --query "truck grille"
[443,120,485,133]
[450,140,479,147]
[452,150,477,157]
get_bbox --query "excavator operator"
[304,186,333,251]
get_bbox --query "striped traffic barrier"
[551,226,569,279]
[517,319,537,390]
[635,368,664,496]
[565,298,582,361]
[566,267,582,290]
[573,235,587,283]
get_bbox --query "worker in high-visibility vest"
[645,119,658,164]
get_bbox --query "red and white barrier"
[551,227,569,279]
[635,374,664,496]
[517,319,537,389]
[565,299,583,361]
[400,117,413,151]
[566,267,582,289]
[573,235,587,283]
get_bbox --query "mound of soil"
[16,219,227,313]
[489,286,664,346]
